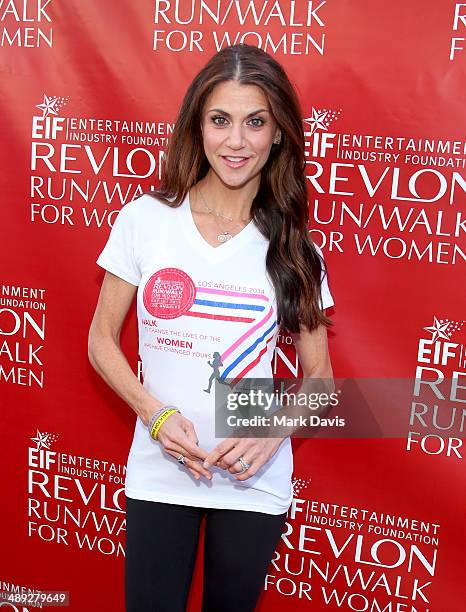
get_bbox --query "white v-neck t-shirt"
[96,191,334,515]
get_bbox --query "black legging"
[125,495,288,612]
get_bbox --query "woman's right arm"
[88,270,212,480]
[88,270,159,426]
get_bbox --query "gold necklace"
[197,186,251,243]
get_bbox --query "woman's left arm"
[290,321,335,387]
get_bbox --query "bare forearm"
[88,332,162,426]
[270,368,336,437]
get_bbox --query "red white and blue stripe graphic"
[184,286,277,382]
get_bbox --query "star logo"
[30,429,60,450]
[36,94,59,119]
[423,316,451,342]
[303,106,343,136]
[30,430,51,450]
[304,107,329,135]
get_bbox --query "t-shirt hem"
[125,487,292,516]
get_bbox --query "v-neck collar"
[179,189,259,261]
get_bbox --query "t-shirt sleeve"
[313,243,335,310]
[96,200,141,286]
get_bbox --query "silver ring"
[238,456,251,472]
[177,454,186,465]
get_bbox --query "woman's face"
[200,80,280,189]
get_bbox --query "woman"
[88,43,335,612]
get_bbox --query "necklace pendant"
[217,231,232,243]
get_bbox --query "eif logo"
[32,93,69,140]
[28,429,60,469]
[303,106,342,159]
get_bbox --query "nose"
[226,123,245,149]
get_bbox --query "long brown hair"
[139,43,333,334]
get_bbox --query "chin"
[215,163,263,185]
[225,172,257,187]
[210,165,247,185]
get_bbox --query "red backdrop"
[1,1,464,610]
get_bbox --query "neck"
[194,171,259,221]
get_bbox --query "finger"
[168,451,211,480]
[234,472,251,480]
[231,455,255,479]
[177,459,203,482]
[165,447,212,480]
[203,439,239,468]
[180,456,213,481]
[233,462,255,480]
[186,457,213,480]
[175,435,209,462]
[163,434,207,463]
[187,463,203,480]
[219,445,250,470]
[186,465,201,480]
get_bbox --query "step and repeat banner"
[1,1,465,611]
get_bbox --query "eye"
[211,115,228,126]
[248,117,266,128]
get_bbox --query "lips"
[221,155,250,168]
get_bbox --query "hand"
[202,435,286,481]
[155,412,213,481]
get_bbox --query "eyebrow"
[206,108,270,118]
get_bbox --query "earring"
[273,134,281,145]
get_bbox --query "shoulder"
[120,192,177,229]
[128,192,175,215]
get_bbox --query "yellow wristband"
[150,408,179,440]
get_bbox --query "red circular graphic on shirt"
[143,268,196,319]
